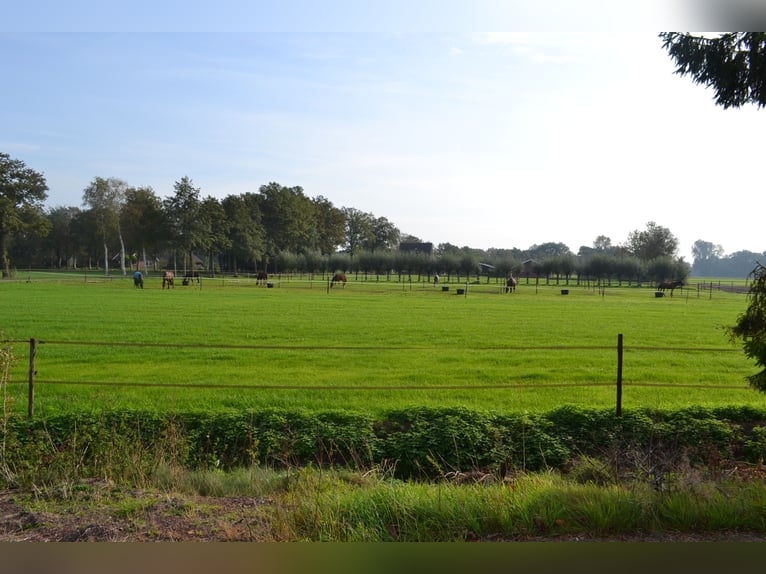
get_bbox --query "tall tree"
[527,242,573,259]
[593,235,613,252]
[0,153,50,277]
[692,239,724,262]
[312,195,346,256]
[198,196,231,272]
[342,208,374,257]
[163,176,203,273]
[660,33,766,109]
[70,208,101,269]
[45,206,82,268]
[257,182,316,257]
[121,186,167,273]
[221,193,266,272]
[369,216,401,252]
[624,221,679,261]
[82,177,128,276]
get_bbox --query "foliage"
[162,176,204,271]
[624,221,679,261]
[220,193,266,271]
[342,207,399,256]
[645,255,690,284]
[5,150,705,283]
[660,32,766,109]
[284,466,766,541]
[727,262,766,391]
[0,152,50,277]
[312,195,346,256]
[4,405,766,488]
[692,247,765,279]
[692,239,725,263]
[120,186,167,270]
[82,176,129,275]
[257,182,317,257]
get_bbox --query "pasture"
[1,271,763,417]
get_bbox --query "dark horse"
[182,270,200,286]
[505,276,517,293]
[657,279,684,295]
[330,272,347,288]
[255,271,268,286]
[162,270,175,289]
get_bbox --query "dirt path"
[1,483,275,542]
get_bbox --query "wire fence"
[6,336,746,418]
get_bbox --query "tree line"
[691,240,766,278]
[1,152,696,285]
[1,166,401,277]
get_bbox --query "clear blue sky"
[2,2,764,259]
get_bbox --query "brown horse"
[182,271,200,286]
[162,270,175,289]
[330,272,347,288]
[657,279,684,291]
[657,279,684,296]
[505,276,517,293]
[255,271,268,286]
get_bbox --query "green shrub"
[3,405,765,489]
[490,413,570,473]
[743,426,766,463]
[374,407,497,479]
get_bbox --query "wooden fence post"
[616,333,623,417]
[28,337,37,418]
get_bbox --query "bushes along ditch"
[3,405,766,488]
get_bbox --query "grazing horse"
[133,271,144,289]
[162,270,175,289]
[657,279,684,296]
[330,272,347,288]
[505,276,517,293]
[182,270,200,286]
[255,271,268,286]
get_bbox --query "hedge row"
[3,405,766,484]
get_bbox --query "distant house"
[399,242,433,255]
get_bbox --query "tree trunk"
[103,242,109,276]
[0,231,10,278]
[119,233,127,276]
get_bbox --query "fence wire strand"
[3,338,746,392]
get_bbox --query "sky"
[2,1,765,260]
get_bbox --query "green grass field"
[2,272,764,416]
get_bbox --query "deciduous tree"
[82,177,128,276]
[342,207,374,257]
[221,193,266,272]
[312,195,346,256]
[0,153,50,277]
[121,186,166,272]
[45,206,82,269]
[624,221,679,261]
[257,182,316,257]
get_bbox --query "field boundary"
[5,338,743,352]
[5,337,748,419]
